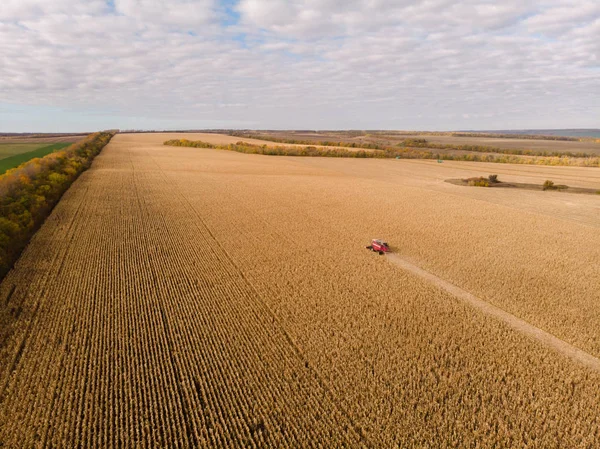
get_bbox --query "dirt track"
[387,254,600,374]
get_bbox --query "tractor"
[366,239,390,255]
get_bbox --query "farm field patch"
[0,142,72,174]
[171,133,378,153]
[0,134,85,173]
[254,130,600,156]
[1,133,599,447]
[395,134,600,155]
[0,134,86,144]
[0,143,45,159]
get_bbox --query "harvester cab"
[366,239,390,255]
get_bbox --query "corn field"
[1,133,599,448]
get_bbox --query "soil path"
[387,253,600,373]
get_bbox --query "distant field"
[0,142,72,174]
[474,129,600,139]
[0,134,84,174]
[388,134,600,155]
[0,143,44,159]
[0,134,86,144]
[253,130,600,156]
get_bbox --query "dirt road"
[387,253,600,373]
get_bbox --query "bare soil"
[445,178,600,195]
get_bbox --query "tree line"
[0,131,116,279]
[164,139,599,167]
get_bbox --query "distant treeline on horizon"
[5,128,599,139]
[464,129,600,138]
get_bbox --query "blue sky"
[0,0,598,132]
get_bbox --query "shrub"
[543,180,555,191]
[467,177,490,187]
[165,139,600,167]
[400,138,429,147]
[488,174,499,183]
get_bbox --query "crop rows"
[0,138,362,447]
[1,133,599,447]
[155,137,600,447]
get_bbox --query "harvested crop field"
[0,134,86,144]
[259,130,600,156]
[173,133,377,153]
[1,132,599,447]
[394,134,600,155]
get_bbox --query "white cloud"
[0,0,106,20]
[114,0,217,27]
[523,1,600,35]
[0,0,598,131]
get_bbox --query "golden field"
[1,132,599,448]
[259,130,600,156]
[392,134,600,155]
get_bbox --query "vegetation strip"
[165,138,600,167]
[387,254,600,373]
[165,138,385,158]
[0,131,116,279]
[0,143,72,175]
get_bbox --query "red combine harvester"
[366,239,390,255]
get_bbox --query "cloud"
[114,0,217,27]
[235,0,537,37]
[0,0,598,131]
[523,1,600,35]
[0,0,108,21]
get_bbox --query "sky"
[0,0,599,132]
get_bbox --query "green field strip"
[0,143,72,175]
[0,143,47,159]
